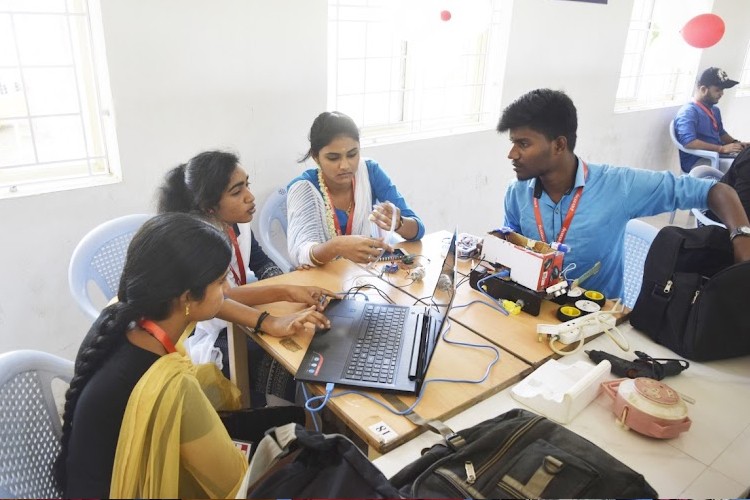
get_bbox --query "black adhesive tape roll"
[583,289,606,306]
[575,299,601,314]
[557,305,582,322]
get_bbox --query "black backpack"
[390,408,658,498]
[245,423,400,498]
[630,224,750,360]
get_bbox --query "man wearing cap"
[674,67,748,173]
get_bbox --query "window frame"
[327,0,511,146]
[0,0,121,199]
[614,0,713,113]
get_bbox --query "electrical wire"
[301,316,500,417]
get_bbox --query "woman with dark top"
[158,150,336,406]
[56,213,247,498]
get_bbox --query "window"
[615,0,713,112]
[328,0,511,144]
[736,40,750,97]
[0,0,120,198]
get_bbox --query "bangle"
[309,244,325,266]
[255,311,270,333]
[395,215,404,231]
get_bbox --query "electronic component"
[382,262,399,274]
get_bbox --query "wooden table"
[240,258,531,453]
[370,230,626,366]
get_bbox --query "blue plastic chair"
[0,350,73,498]
[68,214,152,320]
[688,166,726,229]
[622,219,659,309]
[258,187,293,272]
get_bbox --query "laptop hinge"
[408,313,426,379]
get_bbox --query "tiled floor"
[373,313,750,498]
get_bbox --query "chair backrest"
[689,166,727,228]
[623,219,659,309]
[0,350,74,498]
[68,214,152,320]
[257,187,293,272]
[669,118,720,170]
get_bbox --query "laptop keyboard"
[344,304,408,384]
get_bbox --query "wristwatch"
[729,226,750,242]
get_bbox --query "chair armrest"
[691,208,726,228]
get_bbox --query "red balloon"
[681,14,725,48]
[440,9,451,21]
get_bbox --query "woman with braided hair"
[55,213,248,498]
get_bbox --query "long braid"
[54,301,141,492]
[54,212,231,496]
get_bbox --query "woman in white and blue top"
[287,111,425,267]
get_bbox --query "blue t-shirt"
[288,158,425,240]
[503,159,715,299]
[675,101,726,172]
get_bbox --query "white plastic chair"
[257,187,293,272]
[68,214,152,320]
[688,166,726,229]
[622,219,659,309]
[0,350,74,498]
[670,118,720,171]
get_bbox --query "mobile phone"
[377,248,406,261]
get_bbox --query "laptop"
[295,232,457,394]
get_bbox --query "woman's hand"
[263,307,331,337]
[334,235,392,264]
[370,202,401,232]
[284,286,341,310]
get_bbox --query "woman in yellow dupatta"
[55,213,248,498]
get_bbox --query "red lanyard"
[225,227,246,286]
[694,101,719,131]
[137,319,177,354]
[326,178,356,236]
[533,161,588,245]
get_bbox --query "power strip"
[537,312,617,345]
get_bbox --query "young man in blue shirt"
[498,88,750,300]
[674,67,748,172]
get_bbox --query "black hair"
[497,89,578,151]
[157,150,240,214]
[54,212,231,493]
[299,111,360,162]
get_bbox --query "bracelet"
[395,215,404,231]
[255,311,270,333]
[309,244,325,266]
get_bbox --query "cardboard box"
[481,229,565,292]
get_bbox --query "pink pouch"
[602,377,691,439]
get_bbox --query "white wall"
[1,0,749,359]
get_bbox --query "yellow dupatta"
[109,351,247,498]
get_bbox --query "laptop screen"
[416,231,457,388]
[431,230,458,320]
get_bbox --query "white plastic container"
[511,359,611,424]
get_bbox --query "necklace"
[318,168,355,236]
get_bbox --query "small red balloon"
[440,10,451,21]
[681,14,725,49]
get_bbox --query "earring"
[185,303,190,317]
